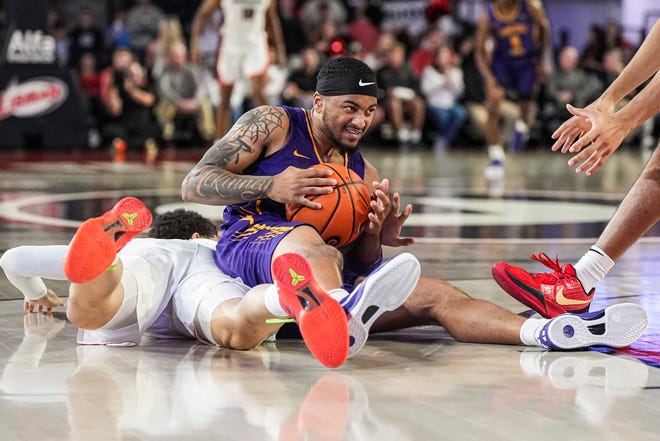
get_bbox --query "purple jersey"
[488,0,537,61]
[215,105,368,287]
[221,105,366,225]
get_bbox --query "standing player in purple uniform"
[475,0,550,176]
[182,57,648,357]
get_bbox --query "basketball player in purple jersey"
[182,57,648,357]
[476,0,549,175]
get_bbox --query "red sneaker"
[272,253,349,368]
[64,197,152,283]
[492,252,594,318]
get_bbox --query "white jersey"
[220,0,271,43]
[78,237,249,346]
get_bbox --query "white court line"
[0,189,182,227]
[412,236,660,244]
[2,190,658,245]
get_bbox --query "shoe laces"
[530,252,566,276]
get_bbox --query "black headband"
[316,70,379,98]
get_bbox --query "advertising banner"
[0,0,88,150]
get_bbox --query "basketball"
[286,163,371,248]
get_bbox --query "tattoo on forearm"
[185,107,283,202]
[195,168,273,201]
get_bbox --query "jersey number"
[509,35,524,57]
[243,8,254,20]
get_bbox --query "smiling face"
[313,93,377,151]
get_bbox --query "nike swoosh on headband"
[358,79,375,86]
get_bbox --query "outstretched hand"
[550,104,594,153]
[368,180,414,247]
[551,104,633,175]
[24,289,65,313]
[363,179,391,237]
[380,192,414,247]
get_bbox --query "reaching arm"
[529,0,550,83]
[564,70,660,175]
[266,0,287,67]
[181,106,285,205]
[190,0,221,64]
[0,246,67,312]
[595,18,660,112]
[181,106,337,208]
[474,14,496,88]
[551,19,660,153]
[529,0,550,61]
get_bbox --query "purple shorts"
[492,56,536,98]
[214,213,373,290]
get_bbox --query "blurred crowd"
[5,0,656,157]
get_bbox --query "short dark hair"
[148,208,218,240]
[317,56,374,80]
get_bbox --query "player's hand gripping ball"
[286,163,371,248]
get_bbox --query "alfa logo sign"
[6,29,56,64]
[0,77,68,120]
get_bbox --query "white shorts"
[216,35,269,86]
[77,239,250,346]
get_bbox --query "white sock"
[573,246,615,292]
[488,144,506,161]
[514,119,529,134]
[328,288,349,302]
[519,317,549,347]
[263,285,288,318]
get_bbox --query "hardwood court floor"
[0,147,659,440]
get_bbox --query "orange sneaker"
[64,197,152,283]
[271,253,349,368]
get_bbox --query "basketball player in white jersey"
[0,199,356,368]
[190,0,287,138]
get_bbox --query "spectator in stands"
[601,47,626,91]
[264,46,289,105]
[313,20,347,58]
[420,45,466,152]
[126,0,165,61]
[278,0,306,58]
[154,41,215,146]
[78,53,103,149]
[150,17,185,80]
[105,9,131,50]
[579,24,606,79]
[68,6,105,69]
[282,47,322,109]
[300,0,347,45]
[364,31,396,71]
[100,48,158,162]
[377,42,426,146]
[52,20,70,67]
[347,4,380,55]
[546,45,602,128]
[410,28,445,77]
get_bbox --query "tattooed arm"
[181,105,337,208]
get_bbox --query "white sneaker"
[340,253,421,357]
[484,159,505,180]
[539,303,648,350]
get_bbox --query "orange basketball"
[286,163,371,248]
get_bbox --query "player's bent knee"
[213,327,263,351]
[66,305,107,330]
